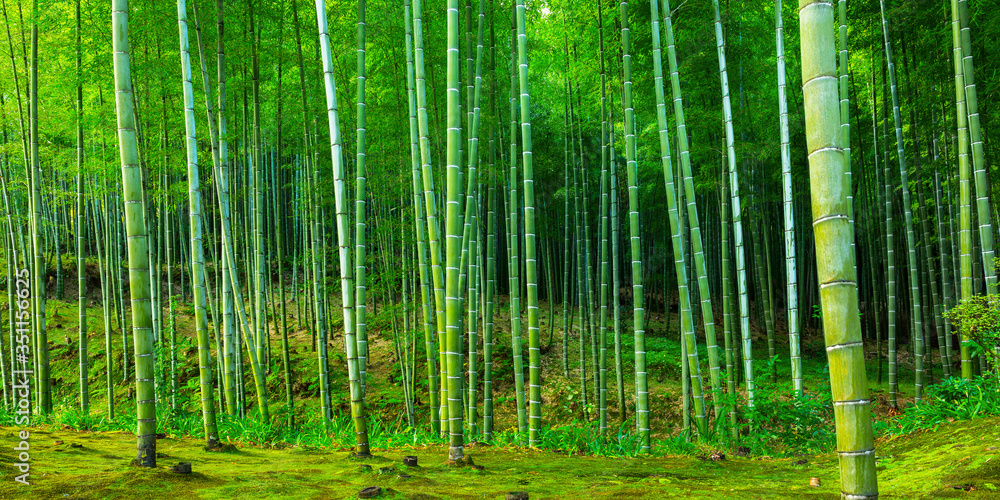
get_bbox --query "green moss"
[9,292,991,498]
[870,416,1000,498]
[3,415,999,499]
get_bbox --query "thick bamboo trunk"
[799,1,877,496]
[112,0,156,465]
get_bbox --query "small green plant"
[738,382,835,456]
[944,292,1000,366]
[812,304,823,321]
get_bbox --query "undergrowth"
[876,374,1000,436]
[4,372,999,460]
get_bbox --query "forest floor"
[0,265,972,499]
[16,264,926,441]
[2,413,999,499]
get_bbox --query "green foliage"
[645,337,681,378]
[878,375,1000,436]
[732,382,835,456]
[945,293,1000,365]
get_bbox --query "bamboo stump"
[506,492,529,500]
[403,456,418,467]
[170,462,192,474]
[358,486,382,498]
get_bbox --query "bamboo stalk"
[799,1,877,495]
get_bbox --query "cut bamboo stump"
[403,456,418,467]
[506,492,529,500]
[170,462,191,474]
[358,486,382,498]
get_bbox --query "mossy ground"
[2,414,999,499]
[1,265,975,498]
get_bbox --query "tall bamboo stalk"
[403,0,439,434]
[951,0,974,379]
[29,0,49,415]
[508,5,526,437]
[513,0,541,447]
[177,0,219,447]
[354,0,368,396]
[217,0,236,416]
[355,0,370,394]
[112,0,156,465]
[620,0,650,452]
[443,0,466,461]
[467,207,479,438]
[776,0,801,397]
[719,150,736,434]
[316,0,370,456]
[879,0,923,402]
[75,0,88,414]
[837,0,853,276]
[597,0,610,433]
[881,44,897,406]
[483,186,496,439]
[412,0,448,427]
[957,0,996,294]
[248,0,267,381]
[711,0,753,409]
[609,77,624,424]
[198,0,266,420]
[799,1,877,496]
[654,0,708,434]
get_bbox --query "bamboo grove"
[0,0,998,495]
